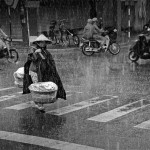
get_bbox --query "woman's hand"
[35,49,42,53]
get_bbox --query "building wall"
[1,0,150,39]
[0,1,22,39]
[36,0,90,34]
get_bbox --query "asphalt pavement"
[1,38,150,150]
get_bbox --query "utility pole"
[117,0,121,42]
[124,0,137,41]
[4,0,14,38]
[8,6,12,38]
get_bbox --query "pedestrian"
[82,19,94,39]
[23,34,66,112]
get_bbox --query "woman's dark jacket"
[23,47,66,100]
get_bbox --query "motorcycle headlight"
[147,27,150,31]
[133,39,138,43]
[113,29,117,32]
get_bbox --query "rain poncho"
[23,47,66,100]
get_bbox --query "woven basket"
[30,90,57,104]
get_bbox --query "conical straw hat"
[33,34,52,44]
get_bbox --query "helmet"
[87,19,92,23]
[92,18,98,22]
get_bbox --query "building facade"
[0,0,149,41]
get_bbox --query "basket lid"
[29,81,58,92]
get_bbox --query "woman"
[23,34,66,112]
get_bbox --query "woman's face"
[38,41,46,48]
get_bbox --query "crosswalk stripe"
[0,91,22,102]
[4,101,34,110]
[66,91,83,94]
[0,131,103,150]
[4,94,72,110]
[134,120,150,130]
[46,95,118,116]
[87,99,150,123]
[0,87,15,91]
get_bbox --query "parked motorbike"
[48,19,80,46]
[80,28,120,56]
[48,20,60,44]
[143,20,150,32]
[66,28,80,46]
[129,28,150,62]
[0,37,19,63]
[58,20,80,46]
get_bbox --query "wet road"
[1,44,150,149]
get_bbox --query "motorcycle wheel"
[82,43,94,56]
[108,43,120,55]
[7,49,19,63]
[62,35,70,46]
[73,35,80,46]
[66,35,70,46]
[128,51,139,62]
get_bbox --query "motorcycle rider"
[92,18,108,49]
[82,19,94,39]
[0,24,10,55]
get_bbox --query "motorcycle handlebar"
[3,37,12,42]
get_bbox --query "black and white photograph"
[0,0,150,149]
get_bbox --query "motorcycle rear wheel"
[82,44,94,56]
[128,51,139,62]
[7,48,19,63]
[108,43,120,55]
[62,35,70,47]
[73,35,80,46]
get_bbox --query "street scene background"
[1,0,150,150]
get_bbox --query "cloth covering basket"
[29,82,58,104]
[14,67,38,88]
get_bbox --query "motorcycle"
[0,37,19,63]
[80,28,120,56]
[48,19,80,47]
[129,28,150,62]
[48,20,60,44]
[143,20,150,32]
[66,28,80,46]
[58,20,80,46]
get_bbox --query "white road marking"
[66,94,72,97]
[0,91,22,102]
[66,91,83,94]
[46,96,118,116]
[0,87,15,91]
[87,99,149,123]
[0,131,103,150]
[4,102,33,110]
[4,94,72,110]
[134,120,150,130]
